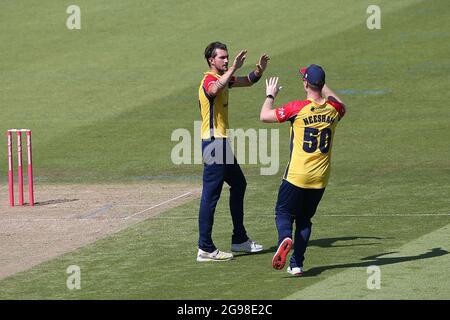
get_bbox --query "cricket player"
[259,65,346,275]
[197,42,269,262]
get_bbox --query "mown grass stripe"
[283,223,450,300]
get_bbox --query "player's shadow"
[35,199,79,206]
[309,236,386,248]
[233,247,278,257]
[234,236,385,258]
[301,247,449,277]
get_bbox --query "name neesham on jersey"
[302,114,337,126]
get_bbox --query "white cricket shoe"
[231,239,263,253]
[197,249,233,262]
[287,266,304,276]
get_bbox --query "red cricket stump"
[6,129,35,207]
[17,131,24,206]
[7,131,14,207]
[27,131,34,206]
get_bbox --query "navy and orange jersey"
[198,72,236,139]
[275,98,346,189]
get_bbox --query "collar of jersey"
[307,98,327,107]
[205,71,220,78]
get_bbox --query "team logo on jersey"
[310,106,328,112]
[278,108,286,119]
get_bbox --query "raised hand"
[265,77,281,97]
[232,50,247,70]
[256,53,270,73]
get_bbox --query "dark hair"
[307,82,323,92]
[204,42,227,66]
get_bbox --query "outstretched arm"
[260,77,281,123]
[231,54,270,87]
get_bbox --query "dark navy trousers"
[275,179,325,268]
[198,138,248,252]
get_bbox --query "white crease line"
[0,218,98,222]
[125,191,193,220]
[0,192,196,222]
[0,217,125,222]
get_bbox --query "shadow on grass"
[233,247,278,257]
[234,236,387,258]
[301,247,449,277]
[233,238,448,280]
[309,236,387,248]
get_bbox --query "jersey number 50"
[303,127,332,153]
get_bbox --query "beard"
[217,63,228,74]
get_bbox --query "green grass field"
[0,0,449,299]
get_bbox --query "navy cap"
[299,64,325,88]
